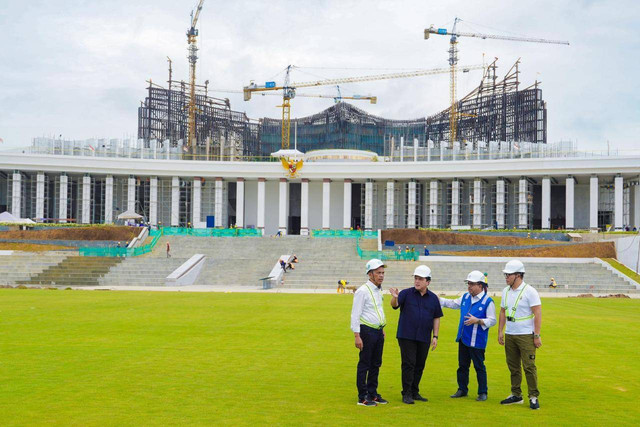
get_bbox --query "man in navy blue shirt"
[389,265,443,404]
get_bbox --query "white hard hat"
[413,265,432,278]
[366,258,386,273]
[466,270,486,283]
[503,259,525,274]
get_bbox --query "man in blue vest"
[439,270,496,401]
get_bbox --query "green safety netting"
[355,237,419,261]
[312,229,377,238]
[79,227,261,257]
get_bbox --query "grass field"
[0,290,639,426]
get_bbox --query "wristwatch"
[433,336,438,339]
[533,334,541,338]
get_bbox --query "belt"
[361,324,384,331]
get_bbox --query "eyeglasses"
[504,273,515,278]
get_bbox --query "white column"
[82,175,91,224]
[300,179,309,235]
[633,179,640,229]
[496,179,505,229]
[105,175,113,224]
[407,180,417,229]
[399,136,404,162]
[192,178,202,228]
[236,178,245,228]
[171,176,180,226]
[127,176,136,212]
[590,175,598,230]
[413,138,418,162]
[473,179,482,228]
[214,177,223,227]
[451,180,460,227]
[364,181,373,231]
[322,178,331,229]
[430,180,438,228]
[343,179,352,229]
[11,172,21,217]
[149,177,158,226]
[59,174,68,223]
[279,178,288,234]
[386,180,395,229]
[542,176,551,229]
[257,178,266,234]
[565,176,574,230]
[36,172,45,220]
[615,175,624,230]
[518,178,528,229]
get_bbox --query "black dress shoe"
[450,390,468,398]
[402,394,415,404]
[476,393,488,401]
[412,393,428,402]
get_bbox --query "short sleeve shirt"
[502,282,541,335]
[394,288,443,342]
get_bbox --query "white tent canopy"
[117,210,143,220]
[0,211,36,224]
[270,149,304,159]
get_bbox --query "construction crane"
[210,87,377,104]
[244,64,483,149]
[425,18,569,146]
[186,0,205,150]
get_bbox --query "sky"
[0,0,638,152]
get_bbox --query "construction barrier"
[356,237,419,261]
[312,229,377,239]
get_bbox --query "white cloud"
[0,0,638,152]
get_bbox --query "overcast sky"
[1,0,638,152]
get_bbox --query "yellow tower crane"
[187,0,205,150]
[244,64,483,150]
[424,18,569,146]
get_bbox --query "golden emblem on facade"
[280,157,304,178]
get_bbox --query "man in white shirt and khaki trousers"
[498,260,542,410]
[350,259,389,406]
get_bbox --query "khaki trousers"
[505,333,539,398]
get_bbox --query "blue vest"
[456,292,493,349]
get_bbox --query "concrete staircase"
[98,256,189,287]
[16,256,123,287]
[282,258,639,295]
[144,235,362,287]
[0,252,70,285]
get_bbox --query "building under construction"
[137,59,547,156]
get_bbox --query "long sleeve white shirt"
[350,281,386,333]
[439,291,496,330]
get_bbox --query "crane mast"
[187,0,205,150]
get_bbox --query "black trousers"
[457,341,488,394]
[356,325,385,399]
[398,338,429,396]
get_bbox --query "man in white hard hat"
[439,270,496,402]
[389,265,443,404]
[497,259,542,410]
[350,258,388,406]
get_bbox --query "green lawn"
[0,290,639,426]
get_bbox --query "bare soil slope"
[438,242,615,258]
[382,229,561,246]
[0,226,138,241]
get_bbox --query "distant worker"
[484,272,488,286]
[439,271,496,402]
[280,259,287,273]
[166,242,171,258]
[549,278,558,289]
[338,279,349,294]
[423,246,430,256]
[498,260,542,410]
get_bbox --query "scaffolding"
[157,178,173,227]
[137,80,260,156]
[361,180,380,231]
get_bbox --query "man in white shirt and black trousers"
[439,270,496,402]
[350,259,389,406]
